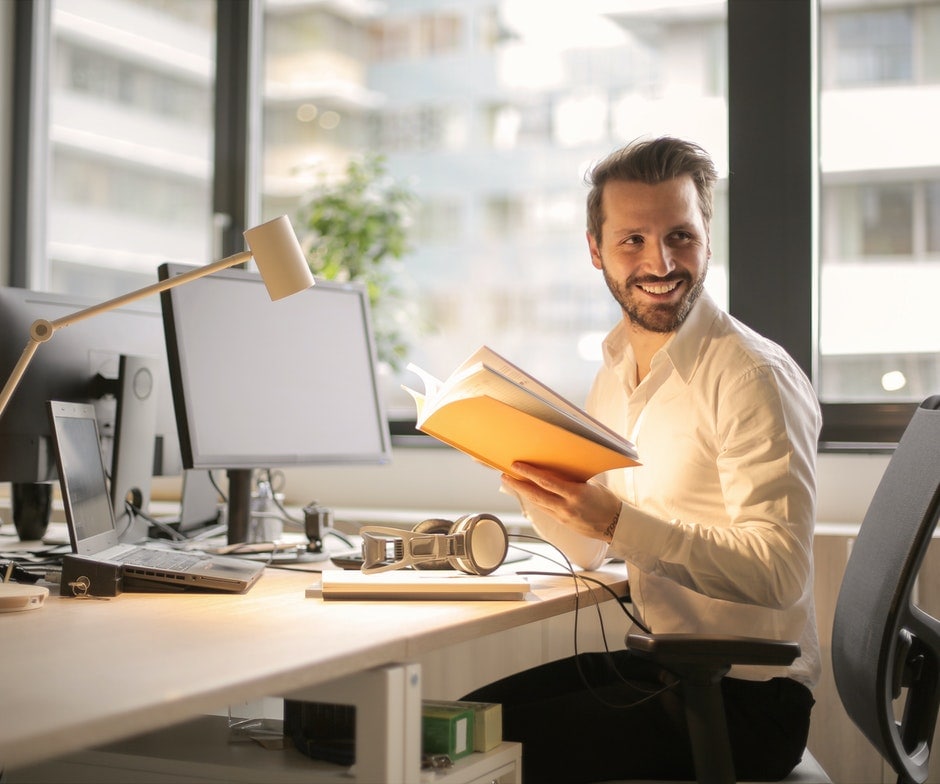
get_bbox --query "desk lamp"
[0,215,314,422]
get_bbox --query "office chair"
[623,395,940,784]
[831,396,940,783]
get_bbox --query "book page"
[402,385,427,419]
[409,347,636,459]
[465,347,628,447]
[404,363,444,398]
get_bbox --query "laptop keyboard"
[122,548,209,571]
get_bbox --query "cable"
[518,569,649,634]
[508,532,670,710]
[509,533,650,633]
[123,501,187,542]
[263,469,305,528]
[258,470,355,550]
[208,470,227,504]
[112,502,135,540]
[324,528,354,548]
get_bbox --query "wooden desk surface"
[0,559,627,771]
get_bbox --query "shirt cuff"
[609,502,676,571]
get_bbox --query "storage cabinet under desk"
[6,714,522,784]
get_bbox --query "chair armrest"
[627,631,801,669]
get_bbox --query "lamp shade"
[245,215,315,301]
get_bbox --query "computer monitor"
[158,263,392,544]
[0,286,183,539]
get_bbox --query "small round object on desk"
[0,583,49,613]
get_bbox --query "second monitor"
[158,263,392,544]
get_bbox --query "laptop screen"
[48,401,119,554]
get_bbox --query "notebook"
[314,570,531,601]
[48,401,264,593]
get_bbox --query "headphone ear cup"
[411,518,456,570]
[450,513,508,575]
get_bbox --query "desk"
[1,557,628,780]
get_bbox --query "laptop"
[48,401,264,593]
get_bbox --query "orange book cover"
[404,346,639,481]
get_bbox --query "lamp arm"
[0,338,43,419]
[49,250,253,331]
[0,249,253,421]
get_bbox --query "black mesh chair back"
[832,396,940,784]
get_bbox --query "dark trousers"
[462,651,814,784]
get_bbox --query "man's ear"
[587,230,603,270]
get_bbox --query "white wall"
[270,448,891,527]
[816,450,889,523]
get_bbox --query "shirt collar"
[602,288,721,386]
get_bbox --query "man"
[464,137,821,782]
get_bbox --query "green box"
[421,703,475,761]
[423,700,502,752]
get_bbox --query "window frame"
[729,0,911,449]
[6,0,914,449]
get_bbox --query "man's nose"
[645,240,676,276]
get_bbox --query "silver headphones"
[359,513,508,575]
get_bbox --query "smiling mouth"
[637,280,682,295]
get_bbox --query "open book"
[403,346,639,481]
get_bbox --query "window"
[259,1,729,412]
[832,7,914,86]
[13,0,939,447]
[26,0,216,301]
[825,183,915,258]
[818,0,940,435]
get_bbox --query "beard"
[601,262,707,334]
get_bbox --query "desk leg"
[286,663,422,783]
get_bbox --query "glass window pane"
[44,0,216,301]
[827,183,914,258]
[818,1,940,403]
[929,182,940,253]
[833,7,913,86]
[261,1,728,414]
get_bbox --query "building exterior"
[39,0,940,409]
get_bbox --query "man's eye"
[622,235,643,246]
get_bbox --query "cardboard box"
[421,703,474,761]
[423,700,502,753]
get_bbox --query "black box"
[284,700,356,766]
[60,554,123,597]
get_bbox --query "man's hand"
[502,462,622,542]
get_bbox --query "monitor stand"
[224,470,331,561]
[226,469,253,544]
[110,355,159,543]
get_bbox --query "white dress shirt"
[524,290,821,686]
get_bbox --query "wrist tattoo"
[603,512,619,542]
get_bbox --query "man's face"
[588,175,710,334]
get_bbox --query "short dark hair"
[585,136,718,243]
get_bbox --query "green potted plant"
[295,153,418,372]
